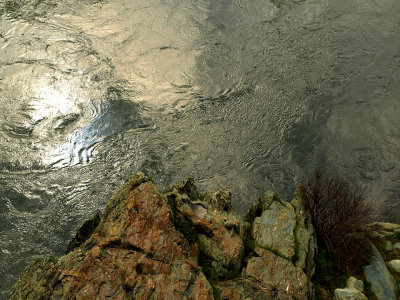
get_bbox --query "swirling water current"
[1,0,400,297]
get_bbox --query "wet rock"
[364,244,396,300]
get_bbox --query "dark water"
[1,0,400,297]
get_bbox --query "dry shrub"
[299,170,372,269]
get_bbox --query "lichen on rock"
[10,172,318,300]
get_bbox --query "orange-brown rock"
[10,172,316,299]
[11,173,213,299]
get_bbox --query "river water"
[1,0,400,296]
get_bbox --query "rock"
[367,222,400,238]
[394,242,400,250]
[11,173,214,299]
[245,248,313,299]
[166,179,247,279]
[364,244,396,300]
[333,277,367,299]
[387,259,400,274]
[385,241,393,251]
[214,278,279,300]
[291,187,317,277]
[10,172,317,300]
[246,188,317,277]
[242,190,315,299]
[346,276,364,292]
[370,222,400,231]
[66,212,101,253]
[251,191,296,259]
[333,288,367,300]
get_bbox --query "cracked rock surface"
[10,172,316,299]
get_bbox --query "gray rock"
[291,190,317,277]
[334,288,367,300]
[394,242,400,250]
[387,259,400,274]
[252,191,296,259]
[364,244,396,300]
[346,276,364,292]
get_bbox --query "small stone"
[346,276,364,292]
[386,260,400,274]
[385,241,393,251]
[334,288,367,300]
[394,243,400,250]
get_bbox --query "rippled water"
[1,0,400,296]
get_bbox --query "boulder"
[243,190,315,299]
[364,244,396,300]
[333,277,366,300]
[251,191,296,259]
[246,189,317,277]
[333,288,367,300]
[346,276,364,292]
[10,173,213,299]
[386,259,400,274]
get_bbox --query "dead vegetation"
[299,170,373,269]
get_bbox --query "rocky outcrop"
[11,173,214,299]
[10,172,317,299]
